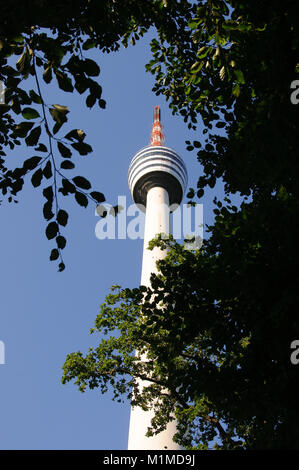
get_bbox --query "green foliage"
[61,0,299,450]
[146,0,299,199]
[2,0,299,449]
[62,194,299,449]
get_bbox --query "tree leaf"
[82,39,96,50]
[43,66,53,84]
[31,168,43,187]
[216,121,226,128]
[35,143,48,152]
[57,142,72,158]
[57,209,68,227]
[49,106,68,124]
[53,121,63,135]
[58,262,65,272]
[59,179,75,195]
[232,83,240,97]
[16,47,31,75]
[89,81,102,98]
[219,66,226,81]
[197,188,204,198]
[29,89,43,104]
[75,78,89,94]
[50,248,59,261]
[64,129,86,142]
[23,156,42,170]
[98,99,106,109]
[46,221,58,240]
[53,104,69,113]
[56,235,66,249]
[90,191,105,203]
[55,71,73,92]
[43,200,54,221]
[190,61,203,73]
[60,160,75,170]
[22,107,40,120]
[43,185,53,202]
[72,176,91,190]
[193,141,202,148]
[86,94,96,108]
[234,69,245,84]
[84,58,100,76]
[186,188,195,198]
[43,160,53,179]
[75,191,88,207]
[71,142,92,155]
[13,121,34,138]
[25,126,41,146]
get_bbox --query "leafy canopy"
[63,0,299,449]
[1,0,299,449]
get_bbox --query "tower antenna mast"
[150,105,164,146]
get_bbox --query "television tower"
[127,106,187,449]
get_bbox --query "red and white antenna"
[150,105,164,146]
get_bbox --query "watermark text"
[0,81,5,104]
[95,196,203,250]
[0,340,5,365]
[290,340,299,365]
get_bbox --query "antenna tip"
[151,106,164,146]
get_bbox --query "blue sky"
[0,30,229,450]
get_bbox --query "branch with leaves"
[0,28,108,269]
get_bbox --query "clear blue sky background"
[0,30,231,449]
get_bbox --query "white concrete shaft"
[141,186,169,286]
[128,186,182,450]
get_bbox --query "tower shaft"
[141,186,169,286]
[127,186,182,450]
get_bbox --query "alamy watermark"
[290,80,299,104]
[95,196,203,250]
[0,340,5,365]
[0,81,5,104]
[290,340,299,365]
